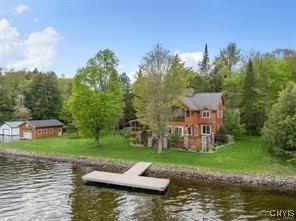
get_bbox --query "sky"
[1,0,295,80]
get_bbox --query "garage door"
[2,129,10,135]
[23,129,32,139]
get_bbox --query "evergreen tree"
[199,43,210,77]
[24,72,62,120]
[119,72,135,127]
[241,59,259,134]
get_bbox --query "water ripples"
[1,156,296,221]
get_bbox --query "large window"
[202,110,210,118]
[201,125,211,135]
[174,126,183,137]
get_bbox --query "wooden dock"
[82,162,170,192]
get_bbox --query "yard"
[0,133,295,176]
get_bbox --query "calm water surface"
[0,155,295,221]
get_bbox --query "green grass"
[0,134,295,176]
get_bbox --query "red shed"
[19,119,64,139]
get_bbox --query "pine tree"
[119,72,135,127]
[241,59,259,134]
[200,43,210,76]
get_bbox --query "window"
[201,125,211,135]
[49,128,53,133]
[174,126,183,137]
[202,110,210,118]
[166,126,173,134]
[44,129,48,134]
[185,125,192,135]
[38,129,42,134]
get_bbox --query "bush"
[215,125,228,144]
[140,127,149,146]
[167,133,180,148]
[224,108,246,138]
[261,82,296,160]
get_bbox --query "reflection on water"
[0,156,295,221]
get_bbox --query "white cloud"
[174,51,203,70]
[0,19,62,71]
[127,70,136,83]
[16,4,30,14]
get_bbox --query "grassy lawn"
[0,133,295,176]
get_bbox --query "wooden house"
[130,92,225,150]
[19,119,64,139]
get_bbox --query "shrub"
[262,82,296,160]
[140,127,149,146]
[224,108,246,138]
[167,133,180,148]
[215,125,228,144]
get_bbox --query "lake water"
[0,155,295,221]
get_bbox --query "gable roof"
[3,121,24,128]
[179,92,223,110]
[25,119,64,128]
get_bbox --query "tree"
[215,125,228,144]
[222,72,243,108]
[262,82,296,160]
[133,44,189,153]
[12,105,31,121]
[241,60,259,134]
[24,72,62,120]
[0,73,14,122]
[199,43,210,77]
[69,49,124,145]
[119,72,135,127]
[219,42,241,76]
[224,108,246,138]
[189,72,212,93]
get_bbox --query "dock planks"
[82,162,170,192]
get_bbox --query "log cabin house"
[130,92,224,150]
[19,119,64,139]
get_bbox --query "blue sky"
[1,0,295,79]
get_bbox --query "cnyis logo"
[270,210,295,219]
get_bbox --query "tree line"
[0,44,295,157]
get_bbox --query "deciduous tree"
[70,49,124,145]
[133,44,189,153]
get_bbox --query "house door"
[23,129,32,139]
[201,135,208,151]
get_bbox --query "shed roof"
[179,92,223,110]
[26,119,64,128]
[4,121,24,128]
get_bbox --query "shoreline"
[0,148,295,192]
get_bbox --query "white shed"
[0,121,24,136]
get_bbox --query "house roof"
[4,121,24,128]
[179,92,223,110]
[25,119,64,128]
